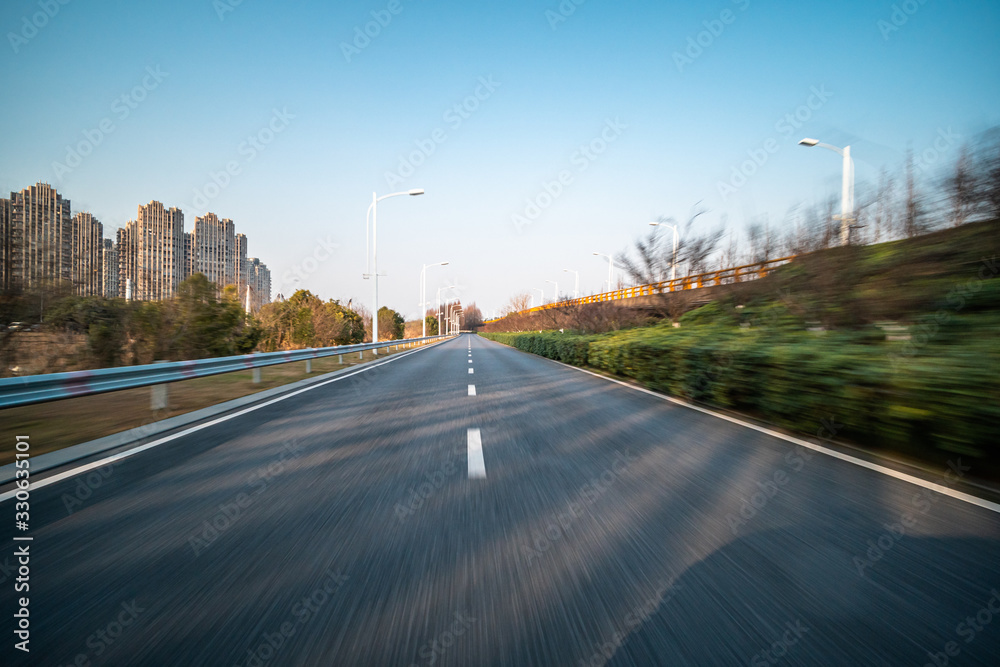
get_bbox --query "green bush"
[479,324,1000,466]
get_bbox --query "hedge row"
[480,323,999,465]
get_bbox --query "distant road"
[2,334,999,665]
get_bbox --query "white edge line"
[535,353,1000,515]
[0,339,449,504]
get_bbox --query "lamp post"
[531,288,545,308]
[798,138,855,245]
[420,261,448,337]
[563,269,579,298]
[649,221,680,282]
[365,188,424,343]
[437,285,456,335]
[593,252,615,292]
[545,279,559,304]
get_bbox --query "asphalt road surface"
[2,333,999,666]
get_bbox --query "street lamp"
[420,261,448,337]
[531,288,545,308]
[563,269,579,298]
[649,221,680,282]
[799,138,855,245]
[545,279,559,304]
[437,285,456,335]
[593,252,615,292]
[365,188,424,343]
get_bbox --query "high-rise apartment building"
[0,198,12,292]
[116,224,136,299]
[0,184,271,309]
[183,232,194,281]
[234,232,248,301]
[71,212,103,296]
[246,257,271,312]
[134,201,184,301]
[7,183,72,291]
[101,238,118,298]
[193,213,235,289]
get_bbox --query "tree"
[902,149,925,238]
[503,292,532,316]
[377,306,404,340]
[946,145,977,227]
[166,274,260,360]
[616,207,722,286]
[424,315,439,335]
[463,303,484,329]
[978,128,1000,218]
[745,218,775,264]
[353,303,373,343]
[257,290,364,350]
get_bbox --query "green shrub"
[479,323,999,466]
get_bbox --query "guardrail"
[485,256,795,322]
[0,335,453,409]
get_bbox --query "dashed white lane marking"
[467,428,485,479]
[468,360,472,363]
[468,384,476,396]
[468,368,474,374]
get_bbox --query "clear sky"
[2,0,998,318]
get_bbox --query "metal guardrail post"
[306,360,312,374]
[252,368,261,384]
[151,360,168,411]
[151,384,168,411]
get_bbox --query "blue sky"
[2,0,998,317]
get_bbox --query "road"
[2,333,999,666]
